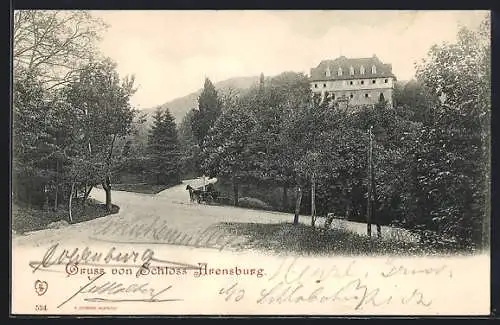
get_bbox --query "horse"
[186,184,203,203]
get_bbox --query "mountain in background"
[126,75,261,155]
[140,75,261,124]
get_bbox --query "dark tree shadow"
[12,199,120,234]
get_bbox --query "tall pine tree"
[191,78,222,146]
[147,108,181,185]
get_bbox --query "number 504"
[35,304,47,312]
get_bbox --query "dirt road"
[12,178,418,248]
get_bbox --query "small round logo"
[34,280,48,296]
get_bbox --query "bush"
[238,197,272,210]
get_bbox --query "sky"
[92,10,489,109]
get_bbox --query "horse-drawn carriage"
[186,183,221,204]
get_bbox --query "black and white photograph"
[11,10,491,316]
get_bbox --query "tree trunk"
[102,176,112,211]
[367,197,372,236]
[103,133,116,211]
[68,182,75,223]
[27,184,31,209]
[372,171,381,239]
[311,176,316,228]
[293,186,302,225]
[232,175,239,206]
[282,185,288,211]
[43,184,49,211]
[54,159,59,211]
[83,185,93,201]
[54,187,58,211]
[367,126,373,237]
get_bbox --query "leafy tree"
[122,140,132,157]
[12,75,54,207]
[393,79,436,125]
[200,72,312,209]
[413,16,490,249]
[13,74,86,217]
[13,10,108,89]
[63,58,137,211]
[147,108,181,185]
[200,104,257,205]
[219,87,241,113]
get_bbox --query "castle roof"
[310,55,396,81]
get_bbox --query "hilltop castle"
[309,55,396,108]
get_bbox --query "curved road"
[12,178,418,248]
[13,178,297,248]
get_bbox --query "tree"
[12,75,54,208]
[259,72,265,91]
[12,72,89,218]
[13,10,108,89]
[63,58,137,211]
[239,72,312,210]
[178,110,199,179]
[219,87,240,113]
[393,79,436,125]
[191,78,222,146]
[147,108,181,185]
[12,11,137,222]
[413,16,490,249]
[200,71,324,215]
[200,105,257,205]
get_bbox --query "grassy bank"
[215,222,459,256]
[12,199,119,234]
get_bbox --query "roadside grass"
[112,182,180,194]
[215,222,460,256]
[11,199,119,234]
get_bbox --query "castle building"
[309,55,396,108]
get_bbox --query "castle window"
[338,67,343,76]
[361,80,364,85]
[384,79,388,83]
[323,83,327,88]
[349,81,353,85]
[372,80,376,84]
[372,65,377,74]
[326,67,331,77]
[350,94,354,99]
[365,93,369,98]
[360,65,365,75]
[349,66,355,75]
[332,93,336,100]
[314,84,318,88]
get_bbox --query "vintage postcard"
[11,10,491,316]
